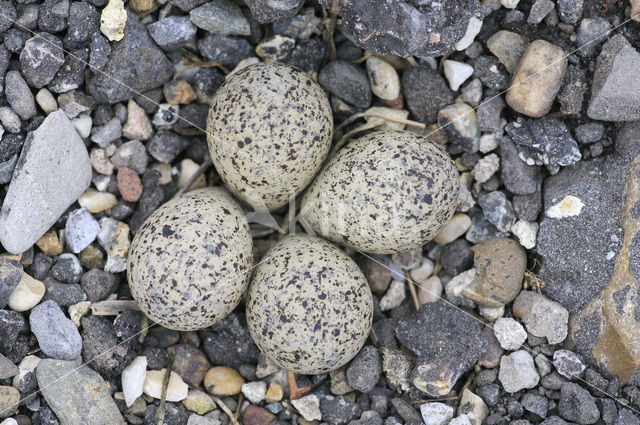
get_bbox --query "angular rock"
[189,0,250,36]
[486,30,528,73]
[64,2,100,47]
[587,35,640,122]
[346,345,381,393]
[64,207,100,253]
[81,315,129,377]
[245,0,303,23]
[499,136,542,196]
[122,356,147,407]
[197,34,252,68]
[0,258,23,309]
[88,13,173,104]
[395,301,486,396]
[402,64,453,124]
[512,291,568,344]
[478,191,516,233]
[20,33,65,88]
[499,350,540,393]
[37,358,125,424]
[0,110,91,254]
[147,131,191,163]
[30,300,82,360]
[147,16,197,50]
[319,60,371,108]
[558,382,599,424]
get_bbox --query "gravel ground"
[1,0,640,425]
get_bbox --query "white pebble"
[8,272,45,312]
[421,402,454,425]
[493,317,527,350]
[122,356,147,407]
[443,60,474,91]
[366,56,401,101]
[65,207,100,253]
[479,305,504,320]
[434,213,472,245]
[455,17,483,51]
[471,153,500,184]
[143,369,188,402]
[449,415,472,425]
[511,220,539,249]
[241,381,267,404]
[291,394,322,421]
[501,0,520,8]
[35,89,57,115]
[379,280,406,311]
[409,258,434,284]
[418,276,443,304]
[78,188,118,213]
[479,134,499,153]
[71,114,93,138]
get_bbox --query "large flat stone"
[537,121,640,383]
[37,359,125,425]
[88,13,173,103]
[0,110,91,254]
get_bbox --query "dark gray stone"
[440,238,474,276]
[147,131,191,163]
[477,96,505,133]
[0,352,18,379]
[89,33,110,70]
[63,2,99,47]
[402,63,453,124]
[80,315,129,378]
[80,268,118,302]
[317,0,478,57]
[201,312,259,368]
[513,190,542,222]
[30,300,82,360]
[466,213,509,244]
[43,277,87,306]
[38,0,69,32]
[3,28,30,53]
[557,0,583,24]
[189,0,250,36]
[615,409,640,425]
[129,170,164,234]
[15,4,39,30]
[541,417,569,425]
[575,123,605,144]
[0,257,23,309]
[321,395,362,425]
[0,309,24,353]
[0,1,16,32]
[476,384,500,406]
[395,301,486,396]
[0,45,9,95]
[245,0,303,23]
[576,18,611,57]
[48,47,88,93]
[473,56,509,90]
[346,345,381,393]
[288,37,326,72]
[499,136,542,196]
[390,398,421,423]
[479,191,516,233]
[50,253,82,283]
[558,64,587,116]
[171,0,208,12]
[521,392,549,419]
[147,16,197,50]
[527,118,582,168]
[88,13,173,104]
[197,33,253,68]
[144,402,188,425]
[318,60,371,109]
[558,382,600,424]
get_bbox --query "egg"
[127,187,253,331]
[300,131,459,254]
[207,62,333,211]
[246,234,373,374]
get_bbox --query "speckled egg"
[300,131,459,254]
[207,62,333,211]
[246,234,373,374]
[127,187,253,331]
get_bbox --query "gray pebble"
[575,123,604,144]
[528,0,555,24]
[147,131,191,163]
[30,299,82,360]
[346,345,381,393]
[64,1,100,47]
[5,71,37,120]
[402,63,453,123]
[110,140,149,174]
[479,191,516,233]
[197,34,253,68]
[38,0,69,32]
[19,33,65,88]
[245,0,303,23]
[90,117,121,148]
[557,0,583,24]
[189,0,250,36]
[558,382,600,424]
[521,392,549,419]
[148,16,197,50]
[50,253,82,283]
[0,257,23,309]
[0,309,24,353]
[65,207,100,254]
[80,268,118,302]
[0,0,16,32]
[89,33,111,70]
[319,60,372,109]
[80,315,129,377]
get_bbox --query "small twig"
[351,51,372,64]
[91,300,140,315]
[334,112,426,135]
[157,352,175,425]
[211,396,241,425]
[405,271,420,311]
[330,119,385,157]
[173,160,213,198]
[322,8,337,61]
[406,57,419,67]
[234,393,243,422]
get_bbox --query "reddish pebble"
[242,405,276,425]
[117,167,143,202]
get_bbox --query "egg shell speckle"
[127,187,253,331]
[246,234,373,374]
[207,62,333,211]
[300,131,460,254]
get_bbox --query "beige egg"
[300,131,459,254]
[207,62,333,211]
[127,187,253,331]
[246,234,373,374]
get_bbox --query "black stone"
[440,238,474,276]
[402,63,453,124]
[245,0,303,23]
[201,312,259,368]
[197,33,253,68]
[63,2,99,48]
[318,60,372,109]
[81,315,130,378]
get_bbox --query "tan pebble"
[204,367,244,396]
[178,159,206,190]
[100,0,127,41]
[98,218,130,273]
[438,103,480,141]
[458,388,488,425]
[328,370,353,396]
[35,229,63,256]
[68,301,92,327]
[163,80,197,105]
[117,167,143,202]
[366,56,400,101]
[506,39,567,117]
[633,0,640,21]
[128,0,155,13]
[122,100,153,141]
[182,389,216,415]
[149,163,172,185]
[35,88,57,114]
[143,369,188,402]
[0,386,20,417]
[79,245,105,269]
[434,213,472,245]
[265,382,284,403]
[125,396,146,416]
[486,30,529,73]
[90,148,115,175]
[8,272,45,312]
[418,276,443,304]
[78,188,118,213]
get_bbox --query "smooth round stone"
[8,273,45,312]
[434,213,472,245]
[204,366,244,396]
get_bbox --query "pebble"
[30,300,82,360]
[499,136,542,196]
[576,18,611,57]
[122,356,147,407]
[438,103,480,152]
[90,148,114,175]
[148,16,197,50]
[100,0,127,41]
[90,117,121,147]
[164,79,198,105]
[265,382,283,403]
[418,276,443,304]
[89,33,111,71]
[553,350,586,379]
[526,118,581,168]
[37,358,125,424]
[90,14,173,104]
[117,167,143,202]
[148,131,191,163]
[319,60,372,108]
[291,394,322,421]
[366,56,401,102]
[402,63,453,124]
[64,207,100,253]
[0,0,15,33]
[35,229,63,257]
[479,191,516,232]
[558,383,599,424]
[245,0,303,22]
[58,91,95,119]
[0,353,18,379]
[379,280,406,311]
[493,317,527,350]
[440,239,474,277]
[242,381,267,404]
[486,30,529,73]
[68,300,91,326]
[588,35,640,122]
[182,390,216,415]
[35,89,58,115]
[0,386,19,419]
[50,253,82,284]
[19,33,65,89]
[243,405,276,425]
[169,344,211,387]
[528,0,555,24]
[122,100,152,141]
[557,0,583,24]
[0,110,91,254]
[346,345,381,393]
[0,258,23,310]
[443,60,474,91]
[450,415,472,425]
[409,257,435,284]
[0,309,23,354]
[204,366,244,396]
[110,140,149,174]
[255,35,295,62]
[473,56,509,91]
[458,389,488,425]
[178,158,206,189]
[78,188,118,213]
[143,369,189,402]
[421,402,454,425]
[152,104,180,128]
[8,272,45,312]
[197,34,253,70]
[499,350,540,393]
[189,0,250,35]
[0,108,20,134]
[513,291,569,344]
[97,217,129,273]
[471,153,500,184]
[511,220,538,249]
[506,40,567,118]
[5,71,37,121]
